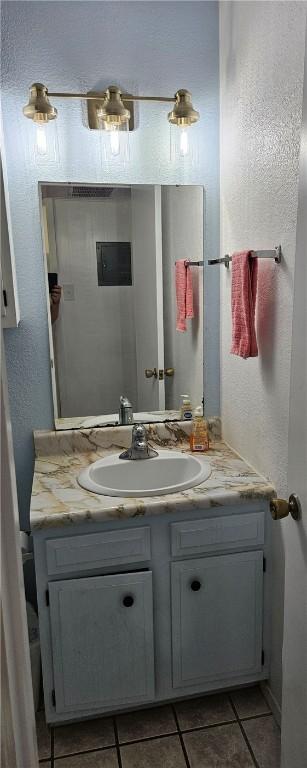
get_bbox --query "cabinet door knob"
[190,580,201,592]
[122,594,134,607]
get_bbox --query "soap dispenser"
[190,406,210,452]
[180,394,193,420]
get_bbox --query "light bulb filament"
[179,128,189,157]
[110,127,120,157]
[36,124,47,156]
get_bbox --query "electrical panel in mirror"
[40,183,204,430]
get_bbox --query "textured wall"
[1,1,220,529]
[220,0,306,707]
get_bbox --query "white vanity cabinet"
[171,552,263,689]
[33,502,271,724]
[170,511,265,690]
[49,571,155,715]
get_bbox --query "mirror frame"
[38,181,205,430]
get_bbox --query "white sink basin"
[78,450,211,498]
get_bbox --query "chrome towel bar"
[208,245,282,268]
[175,260,204,266]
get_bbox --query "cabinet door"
[49,571,155,714]
[171,551,263,689]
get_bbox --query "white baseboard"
[260,682,282,728]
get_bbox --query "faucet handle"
[132,424,146,440]
[119,423,158,460]
[132,424,148,449]
[133,424,158,459]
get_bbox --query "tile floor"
[37,686,281,768]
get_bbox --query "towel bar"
[175,260,204,266]
[208,245,282,268]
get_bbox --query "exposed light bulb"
[109,126,120,157]
[35,124,47,156]
[100,121,129,165]
[179,128,189,157]
[31,119,59,166]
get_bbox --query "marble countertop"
[30,420,275,530]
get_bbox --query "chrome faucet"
[118,395,133,425]
[119,424,158,460]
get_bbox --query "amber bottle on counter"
[190,406,210,452]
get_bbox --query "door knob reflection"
[145,368,157,379]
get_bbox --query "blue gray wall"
[1,1,220,529]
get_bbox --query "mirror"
[40,183,204,429]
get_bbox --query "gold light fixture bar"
[23,83,199,132]
[47,92,176,102]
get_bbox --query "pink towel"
[176,260,194,332]
[231,251,258,358]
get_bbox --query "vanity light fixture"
[22,83,200,161]
[22,83,58,158]
[96,86,131,160]
[168,89,200,160]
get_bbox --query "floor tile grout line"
[113,716,123,768]
[172,706,237,735]
[239,720,261,768]
[52,729,180,759]
[181,717,238,734]
[118,729,179,747]
[52,743,119,761]
[240,711,273,723]
[171,705,191,768]
[229,696,260,768]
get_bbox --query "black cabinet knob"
[190,580,201,592]
[122,594,134,608]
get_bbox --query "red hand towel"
[185,261,194,321]
[230,251,258,358]
[176,260,194,332]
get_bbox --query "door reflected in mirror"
[40,183,204,429]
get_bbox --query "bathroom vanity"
[31,421,275,724]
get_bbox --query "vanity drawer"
[171,511,264,558]
[46,526,151,576]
